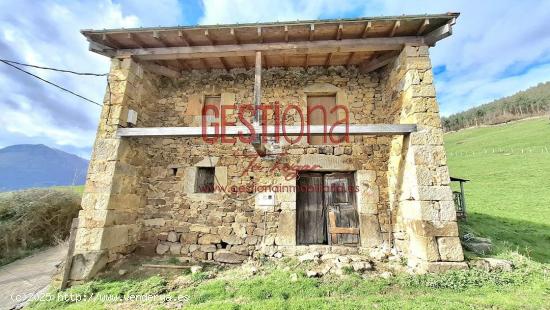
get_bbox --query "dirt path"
[0,245,67,310]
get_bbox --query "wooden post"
[253,51,262,124]
[460,181,467,219]
[60,218,79,290]
[252,51,265,154]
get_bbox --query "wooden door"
[296,173,327,245]
[324,173,360,245]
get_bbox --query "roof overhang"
[82,13,458,73]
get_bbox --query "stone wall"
[71,47,465,279]
[383,45,466,272]
[135,66,397,262]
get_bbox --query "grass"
[445,117,550,262]
[27,253,549,309]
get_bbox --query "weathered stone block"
[359,214,382,248]
[275,211,295,246]
[436,237,464,262]
[213,250,247,264]
[198,234,221,244]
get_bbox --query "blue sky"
[0,0,549,158]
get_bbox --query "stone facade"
[70,44,465,281]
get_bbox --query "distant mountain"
[0,144,89,191]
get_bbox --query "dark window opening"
[170,168,178,176]
[195,167,215,193]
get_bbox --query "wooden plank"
[253,51,262,123]
[359,51,399,73]
[331,227,360,234]
[60,218,79,290]
[114,36,425,60]
[116,124,417,137]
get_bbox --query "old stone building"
[70,13,465,281]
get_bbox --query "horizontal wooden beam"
[116,124,417,138]
[113,36,424,61]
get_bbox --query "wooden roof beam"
[257,27,263,43]
[176,59,191,71]
[127,33,146,48]
[101,34,120,48]
[361,21,372,38]
[204,29,214,45]
[117,36,424,60]
[284,25,289,42]
[325,53,333,68]
[359,51,399,73]
[141,62,181,78]
[389,20,400,37]
[220,57,229,71]
[230,28,240,44]
[417,19,429,36]
[177,30,190,46]
[309,24,315,41]
[336,24,343,40]
[152,31,169,47]
[425,18,455,46]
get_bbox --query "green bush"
[0,188,81,265]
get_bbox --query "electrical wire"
[0,58,108,76]
[0,59,103,107]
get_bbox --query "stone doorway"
[296,172,360,246]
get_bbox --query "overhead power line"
[0,58,108,76]
[0,59,103,107]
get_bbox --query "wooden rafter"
[220,57,229,71]
[152,31,169,47]
[361,21,372,38]
[336,24,343,40]
[325,53,333,68]
[389,20,400,37]
[177,30,190,46]
[101,34,119,48]
[359,51,399,73]
[425,19,454,46]
[177,59,191,71]
[127,33,146,48]
[230,28,240,44]
[257,27,263,43]
[284,25,289,42]
[308,24,315,41]
[141,62,181,78]
[204,29,214,45]
[417,19,429,36]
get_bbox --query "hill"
[442,81,550,132]
[444,117,550,262]
[0,144,89,191]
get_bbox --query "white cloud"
[0,0,182,157]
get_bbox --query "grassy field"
[445,117,550,262]
[25,117,550,309]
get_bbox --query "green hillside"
[444,117,550,262]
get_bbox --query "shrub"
[0,188,81,265]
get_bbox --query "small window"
[195,167,215,193]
